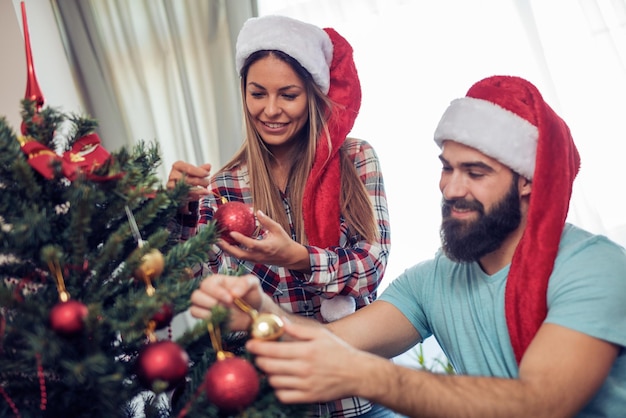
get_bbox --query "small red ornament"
[49,300,88,335]
[20,114,44,137]
[203,356,260,413]
[213,201,256,245]
[136,341,189,392]
[151,303,174,330]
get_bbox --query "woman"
[169,15,392,417]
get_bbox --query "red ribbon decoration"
[20,133,123,182]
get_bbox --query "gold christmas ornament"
[233,298,284,341]
[250,312,285,341]
[133,249,164,296]
[125,205,164,296]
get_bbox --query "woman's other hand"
[218,210,311,272]
[167,160,212,201]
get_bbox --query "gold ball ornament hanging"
[233,298,284,341]
[133,248,164,296]
[250,312,285,341]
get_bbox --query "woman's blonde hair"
[217,50,378,245]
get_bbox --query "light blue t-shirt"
[379,223,626,417]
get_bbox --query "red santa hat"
[434,75,581,363]
[236,15,361,250]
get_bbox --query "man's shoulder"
[558,223,625,256]
[552,223,626,280]
[402,249,469,278]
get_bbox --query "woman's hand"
[218,210,311,272]
[190,273,265,331]
[167,160,212,201]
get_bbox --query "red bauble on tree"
[203,356,260,413]
[213,201,256,245]
[136,340,189,392]
[151,303,174,330]
[49,300,88,335]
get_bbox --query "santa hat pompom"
[320,296,356,322]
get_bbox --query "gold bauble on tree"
[133,248,164,296]
[233,298,284,341]
[249,312,285,340]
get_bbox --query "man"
[190,75,626,417]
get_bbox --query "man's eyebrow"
[461,161,495,172]
[438,155,495,172]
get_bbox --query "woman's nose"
[264,97,281,117]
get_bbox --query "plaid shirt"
[177,137,391,417]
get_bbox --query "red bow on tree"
[20,133,123,182]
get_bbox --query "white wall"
[0,0,83,132]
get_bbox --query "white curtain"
[257,0,626,367]
[53,0,254,179]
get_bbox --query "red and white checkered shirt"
[178,137,391,417]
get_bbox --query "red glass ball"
[49,300,88,335]
[204,357,260,413]
[136,341,189,391]
[213,201,256,245]
[151,303,174,329]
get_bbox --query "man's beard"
[440,179,522,263]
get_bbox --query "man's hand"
[245,319,368,404]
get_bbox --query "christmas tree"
[0,3,309,417]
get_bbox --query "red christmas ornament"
[136,341,189,392]
[213,201,256,245]
[151,303,174,330]
[203,356,260,413]
[49,300,88,335]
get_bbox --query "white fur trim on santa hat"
[235,15,333,94]
[320,296,356,322]
[434,97,538,179]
